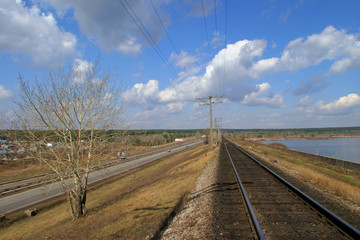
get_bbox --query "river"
[262,137,360,163]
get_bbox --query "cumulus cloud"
[251,57,279,78]
[293,76,329,96]
[0,85,13,99]
[297,93,360,115]
[169,51,201,81]
[50,0,169,55]
[248,26,360,78]
[330,56,360,74]
[132,102,185,128]
[125,39,281,109]
[317,93,360,114]
[125,26,360,113]
[0,0,76,68]
[297,96,313,107]
[202,39,268,100]
[279,26,360,72]
[72,59,93,84]
[124,80,160,109]
[170,51,198,69]
[241,83,284,108]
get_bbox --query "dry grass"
[0,163,51,183]
[230,138,360,204]
[0,144,216,240]
[0,140,194,184]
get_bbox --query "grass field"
[230,138,360,204]
[0,139,195,184]
[0,143,216,240]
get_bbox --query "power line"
[222,0,228,96]
[224,0,228,48]
[149,0,192,79]
[213,0,219,54]
[118,0,178,79]
[201,0,211,56]
[213,0,221,97]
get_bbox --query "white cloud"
[50,0,169,55]
[165,102,185,113]
[279,26,360,72]
[317,93,360,114]
[248,26,360,79]
[329,57,360,74]
[0,85,13,99]
[251,57,279,78]
[170,51,198,69]
[241,83,285,108]
[0,0,76,68]
[297,93,360,116]
[124,80,160,109]
[132,102,185,128]
[293,76,328,96]
[124,39,279,108]
[116,37,142,55]
[202,39,268,100]
[297,96,313,107]
[169,51,202,81]
[125,26,360,112]
[72,59,93,84]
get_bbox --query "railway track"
[216,139,360,239]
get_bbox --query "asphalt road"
[0,140,203,215]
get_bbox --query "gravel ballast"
[160,151,219,239]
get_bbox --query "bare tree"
[10,59,124,220]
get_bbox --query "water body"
[263,138,360,163]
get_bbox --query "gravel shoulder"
[160,148,219,239]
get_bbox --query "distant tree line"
[1,129,205,146]
[224,126,360,139]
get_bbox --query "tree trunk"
[68,175,88,220]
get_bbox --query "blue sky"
[0,0,359,129]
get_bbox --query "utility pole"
[197,96,222,149]
[215,117,222,144]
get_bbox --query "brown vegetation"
[268,142,288,149]
[0,144,216,239]
[0,139,193,184]
[230,138,360,205]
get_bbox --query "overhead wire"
[118,0,229,127]
[213,0,221,98]
[223,0,228,97]
[117,0,178,79]
[219,0,228,127]
[201,0,212,57]
[149,0,193,81]
[148,0,196,101]
[119,0,202,108]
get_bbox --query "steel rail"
[224,142,265,240]
[228,139,360,239]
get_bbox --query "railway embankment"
[161,138,360,238]
[0,143,216,239]
[1,139,359,239]
[260,140,360,172]
[229,138,360,225]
